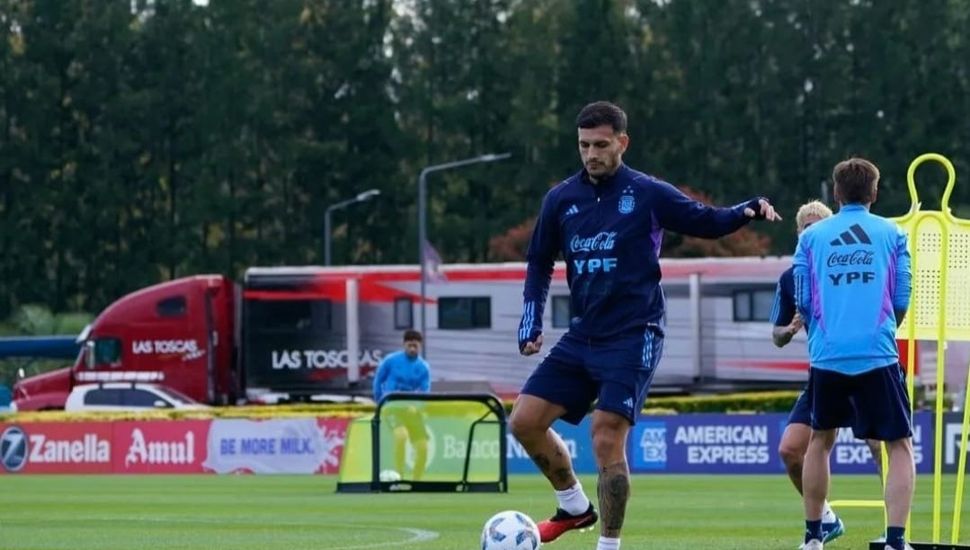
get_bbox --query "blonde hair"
[795,200,833,232]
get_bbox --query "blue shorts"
[787,388,853,428]
[788,388,859,441]
[787,389,814,426]
[806,364,913,441]
[520,325,664,425]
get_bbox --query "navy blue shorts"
[787,389,814,426]
[789,388,859,441]
[806,364,913,441]
[787,388,852,428]
[520,325,664,425]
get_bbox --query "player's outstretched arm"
[651,180,781,238]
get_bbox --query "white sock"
[822,501,837,523]
[555,482,590,515]
[596,536,620,550]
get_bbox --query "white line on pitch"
[328,528,440,549]
[48,516,440,548]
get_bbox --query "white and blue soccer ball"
[481,510,541,550]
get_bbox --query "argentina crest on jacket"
[618,186,635,214]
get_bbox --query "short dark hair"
[403,329,423,342]
[576,101,627,133]
[833,158,880,204]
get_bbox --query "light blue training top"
[372,350,431,403]
[792,204,912,374]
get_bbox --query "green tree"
[2,0,970,314]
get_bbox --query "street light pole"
[418,153,511,346]
[324,189,381,266]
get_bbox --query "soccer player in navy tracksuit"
[372,330,431,481]
[793,158,914,550]
[773,200,884,548]
[509,101,782,550]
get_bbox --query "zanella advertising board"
[0,422,113,474]
[0,418,348,475]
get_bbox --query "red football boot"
[536,504,598,543]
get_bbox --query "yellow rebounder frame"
[896,154,970,545]
[837,153,970,549]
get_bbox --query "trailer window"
[247,299,331,332]
[438,297,491,329]
[551,295,572,329]
[733,289,776,322]
[394,298,413,330]
[156,296,187,317]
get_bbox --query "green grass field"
[2,474,970,549]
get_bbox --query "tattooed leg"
[528,430,578,488]
[597,461,630,537]
[509,394,577,490]
[591,409,632,538]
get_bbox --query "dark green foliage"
[1,0,969,316]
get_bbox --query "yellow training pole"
[903,222,917,538]
[899,156,926,538]
[912,155,956,543]
[953,358,970,543]
[932,211,949,543]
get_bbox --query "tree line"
[1,0,969,319]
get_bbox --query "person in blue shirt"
[793,158,913,550]
[773,200,883,548]
[372,329,431,481]
[510,100,782,550]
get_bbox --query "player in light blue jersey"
[774,200,884,548]
[373,330,431,481]
[793,158,914,550]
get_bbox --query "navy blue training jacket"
[518,164,762,347]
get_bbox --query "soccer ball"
[379,469,401,482]
[480,510,541,550]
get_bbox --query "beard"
[586,160,614,178]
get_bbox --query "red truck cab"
[14,275,237,410]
